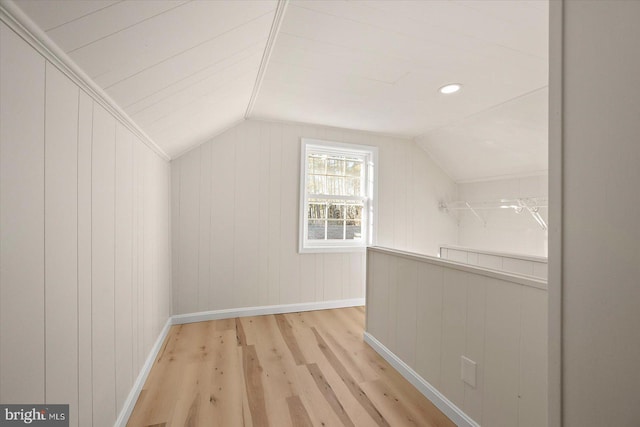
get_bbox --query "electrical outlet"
[461,356,477,388]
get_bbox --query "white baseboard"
[363,332,479,427]
[171,298,365,324]
[114,318,172,427]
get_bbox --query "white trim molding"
[0,0,170,161]
[172,298,365,325]
[363,332,480,427]
[114,318,173,427]
[245,0,289,119]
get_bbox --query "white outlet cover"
[461,356,477,388]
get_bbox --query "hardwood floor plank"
[127,308,455,427]
[311,327,391,427]
[286,395,313,427]
[275,314,307,365]
[306,363,355,427]
[242,345,269,427]
[236,317,247,347]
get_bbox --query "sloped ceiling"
[11,0,548,181]
[14,0,279,157]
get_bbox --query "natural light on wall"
[299,139,377,253]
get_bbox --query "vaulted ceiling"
[12,0,548,181]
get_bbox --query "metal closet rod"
[439,197,548,230]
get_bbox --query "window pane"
[327,220,344,239]
[327,158,344,175]
[308,219,326,240]
[328,202,345,219]
[326,176,344,195]
[309,155,326,174]
[346,204,363,220]
[346,221,362,240]
[308,201,326,219]
[345,177,361,196]
[345,160,362,177]
[307,175,326,194]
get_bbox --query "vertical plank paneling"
[233,121,260,308]
[177,148,200,314]
[131,139,140,373]
[267,124,282,305]
[518,286,548,427]
[393,142,408,249]
[160,160,172,322]
[299,125,322,303]
[347,252,365,300]
[463,275,487,423]
[198,143,212,311]
[135,139,145,372]
[142,149,155,354]
[91,104,117,425]
[114,124,133,412]
[323,254,343,301]
[375,141,392,247]
[394,258,417,366]
[76,91,93,426]
[1,21,172,423]
[210,129,235,309]
[0,22,46,403]
[170,120,458,315]
[483,279,521,427]
[440,269,467,408]
[384,256,398,353]
[170,157,180,315]
[44,63,79,424]
[279,124,301,305]
[257,122,271,305]
[416,263,444,388]
[366,252,389,344]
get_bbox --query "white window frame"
[299,138,378,253]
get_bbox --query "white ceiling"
[417,87,548,182]
[15,0,278,157]
[13,0,548,180]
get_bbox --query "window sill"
[298,245,367,254]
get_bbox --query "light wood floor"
[127,307,455,427]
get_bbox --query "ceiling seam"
[244,0,290,119]
[414,85,549,141]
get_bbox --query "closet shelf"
[439,197,548,230]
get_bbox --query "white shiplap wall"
[171,119,458,315]
[0,22,171,427]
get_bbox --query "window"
[299,139,377,253]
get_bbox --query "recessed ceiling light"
[439,83,462,94]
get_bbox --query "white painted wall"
[457,174,548,257]
[366,247,547,427]
[554,2,640,426]
[171,119,458,315]
[0,22,171,427]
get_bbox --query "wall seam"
[43,60,47,403]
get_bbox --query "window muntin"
[299,139,376,252]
